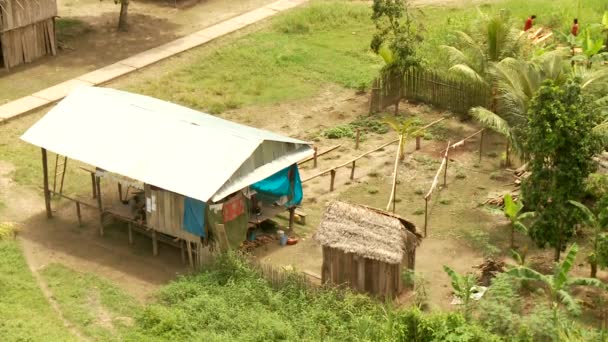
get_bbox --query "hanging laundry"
[183,197,206,237]
[223,194,245,222]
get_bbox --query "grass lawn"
[40,264,140,341]
[0,240,76,341]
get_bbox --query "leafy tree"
[443,265,477,322]
[507,243,605,339]
[569,199,608,277]
[503,194,535,249]
[371,0,422,115]
[522,78,603,260]
[383,117,421,160]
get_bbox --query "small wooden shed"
[0,0,57,69]
[315,201,421,298]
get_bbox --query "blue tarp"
[183,197,206,237]
[251,165,303,207]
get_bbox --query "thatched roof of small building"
[314,201,421,264]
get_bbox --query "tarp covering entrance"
[251,165,303,207]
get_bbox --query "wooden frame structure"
[0,0,57,70]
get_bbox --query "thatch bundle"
[315,201,420,265]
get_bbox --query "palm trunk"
[118,0,129,32]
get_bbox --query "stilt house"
[315,201,421,298]
[21,87,313,267]
[0,0,57,69]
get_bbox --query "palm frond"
[566,277,606,289]
[569,200,598,228]
[382,116,401,133]
[513,221,528,234]
[506,266,547,283]
[469,107,511,138]
[448,64,487,85]
[555,243,579,289]
[557,289,581,315]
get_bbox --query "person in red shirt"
[524,15,536,31]
[571,18,579,36]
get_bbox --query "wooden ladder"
[52,154,68,195]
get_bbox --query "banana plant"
[507,244,605,321]
[569,200,608,278]
[571,28,608,68]
[503,194,535,249]
[383,117,421,160]
[443,265,477,321]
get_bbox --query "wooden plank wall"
[0,0,58,31]
[0,18,56,68]
[322,247,402,299]
[144,185,200,243]
[369,68,491,115]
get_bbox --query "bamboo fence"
[369,68,491,115]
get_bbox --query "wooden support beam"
[118,183,123,201]
[152,230,158,256]
[329,169,336,192]
[96,176,103,236]
[180,240,186,264]
[288,207,295,230]
[90,172,97,198]
[186,240,194,267]
[75,202,82,227]
[41,148,52,219]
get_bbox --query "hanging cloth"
[250,164,303,207]
[223,193,245,222]
[183,197,206,237]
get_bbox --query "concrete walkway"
[0,0,307,123]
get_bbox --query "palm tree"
[569,200,608,278]
[503,194,534,249]
[507,243,605,338]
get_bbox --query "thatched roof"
[314,201,421,264]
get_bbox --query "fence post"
[424,197,428,237]
[416,136,421,150]
[350,161,356,180]
[443,148,450,187]
[330,169,336,192]
[355,129,360,150]
[75,202,82,227]
[313,147,318,168]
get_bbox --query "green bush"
[585,173,608,199]
[322,125,355,139]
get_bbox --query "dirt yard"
[0,0,275,105]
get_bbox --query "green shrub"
[322,125,355,139]
[585,173,608,199]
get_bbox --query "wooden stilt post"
[75,202,82,227]
[90,173,97,199]
[424,197,428,237]
[186,240,194,267]
[58,157,68,195]
[350,161,356,180]
[180,240,186,264]
[128,222,133,245]
[288,207,295,230]
[416,136,421,150]
[313,147,318,168]
[96,175,103,236]
[330,169,336,192]
[355,129,361,150]
[118,183,123,201]
[41,148,52,219]
[152,230,158,256]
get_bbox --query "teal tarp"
[251,165,302,207]
[183,197,206,237]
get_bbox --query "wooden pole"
[96,176,104,236]
[90,172,97,198]
[355,129,361,150]
[392,178,397,213]
[350,161,356,180]
[424,198,428,237]
[416,136,421,150]
[443,148,449,187]
[330,169,336,192]
[152,230,158,256]
[117,183,123,201]
[59,157,67,195]
[41,148,52,219]
[313,147,318,168]
[288,207,295,230]
[75,202,82,227]
[386,135,403,211]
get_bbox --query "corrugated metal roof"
[21,87,313,202]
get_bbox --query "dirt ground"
[0,0,275,105]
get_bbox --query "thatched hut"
[0,0,57,69]
[315,201,421,298]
